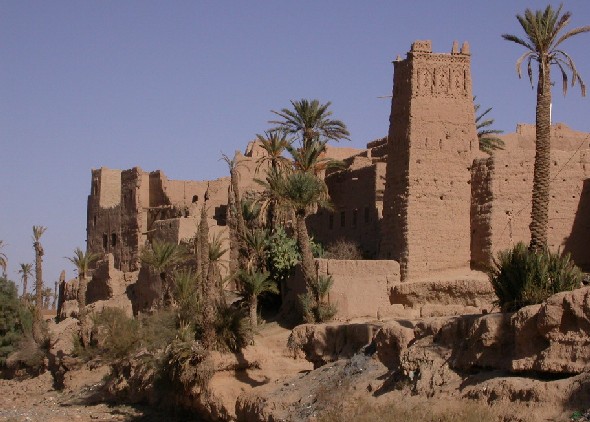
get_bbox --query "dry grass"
[319,397,499,422]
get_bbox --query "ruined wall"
[380,40,477,280]
[472,124,590,270]
[308,155,386,258]
[87,167,147,272]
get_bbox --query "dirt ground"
[2,320,587,422]
[0,371,204,421]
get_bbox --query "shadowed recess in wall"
[563,178,590,272]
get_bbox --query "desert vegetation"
[1,5,590,422]
[488,242,582,311]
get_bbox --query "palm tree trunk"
[295,210,316,289]
[32,243,45,345]
[22,275,28,299]
[35,245,43,311]
[78,275,88,313]
[78,275,91,346]
[530,62,552,252]
[249,295,258,328]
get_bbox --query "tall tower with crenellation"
[380,40,478,280]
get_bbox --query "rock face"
[430,287,590,375]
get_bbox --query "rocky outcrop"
[58,279,79,319]
[288,322,382,368]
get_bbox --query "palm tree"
[474,98,504,154]
[270,99,350,150]
[32,225,47,344]
[502,5,589,252]
[286,139,344,176]
[270,171,331,290]
[18,262,33,300]
[0,240,7,277]
[255,129,292,173]
[238,270,278,328]
[242,228,268,273]
[66,247,100,312]
[141,240,187,306]
[173,269,200,326]
[32,226,46,311]
[254,131,291,232]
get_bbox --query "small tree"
[18,263,33,301]
[66,247,100,313]
[141,240,187,307]
[238,270,279,328]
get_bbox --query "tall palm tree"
[141,240,187,306]
[32,226,46,311]
[502,5,589,252]
[270,99,350,150]
[271,171,331,290]
[18,262,33,300]
[32,225,47,344]
[474,98,504,154]
[66,247,100,312]
[238,270,278,328]
[0,240,7,277]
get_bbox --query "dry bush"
[74,308,177,362]
[323,239,363,260]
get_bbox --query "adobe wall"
[283,258,401,320]
[308,154,386,258]
[471,124,590,270]
[87,167,146,272]
[380,40,478,280]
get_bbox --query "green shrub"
[488,242,582,312]
[266,227,300,284]
[0,277,36,368]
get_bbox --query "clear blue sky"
[1,1,589,289]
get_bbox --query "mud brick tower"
[380,40,478,280]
